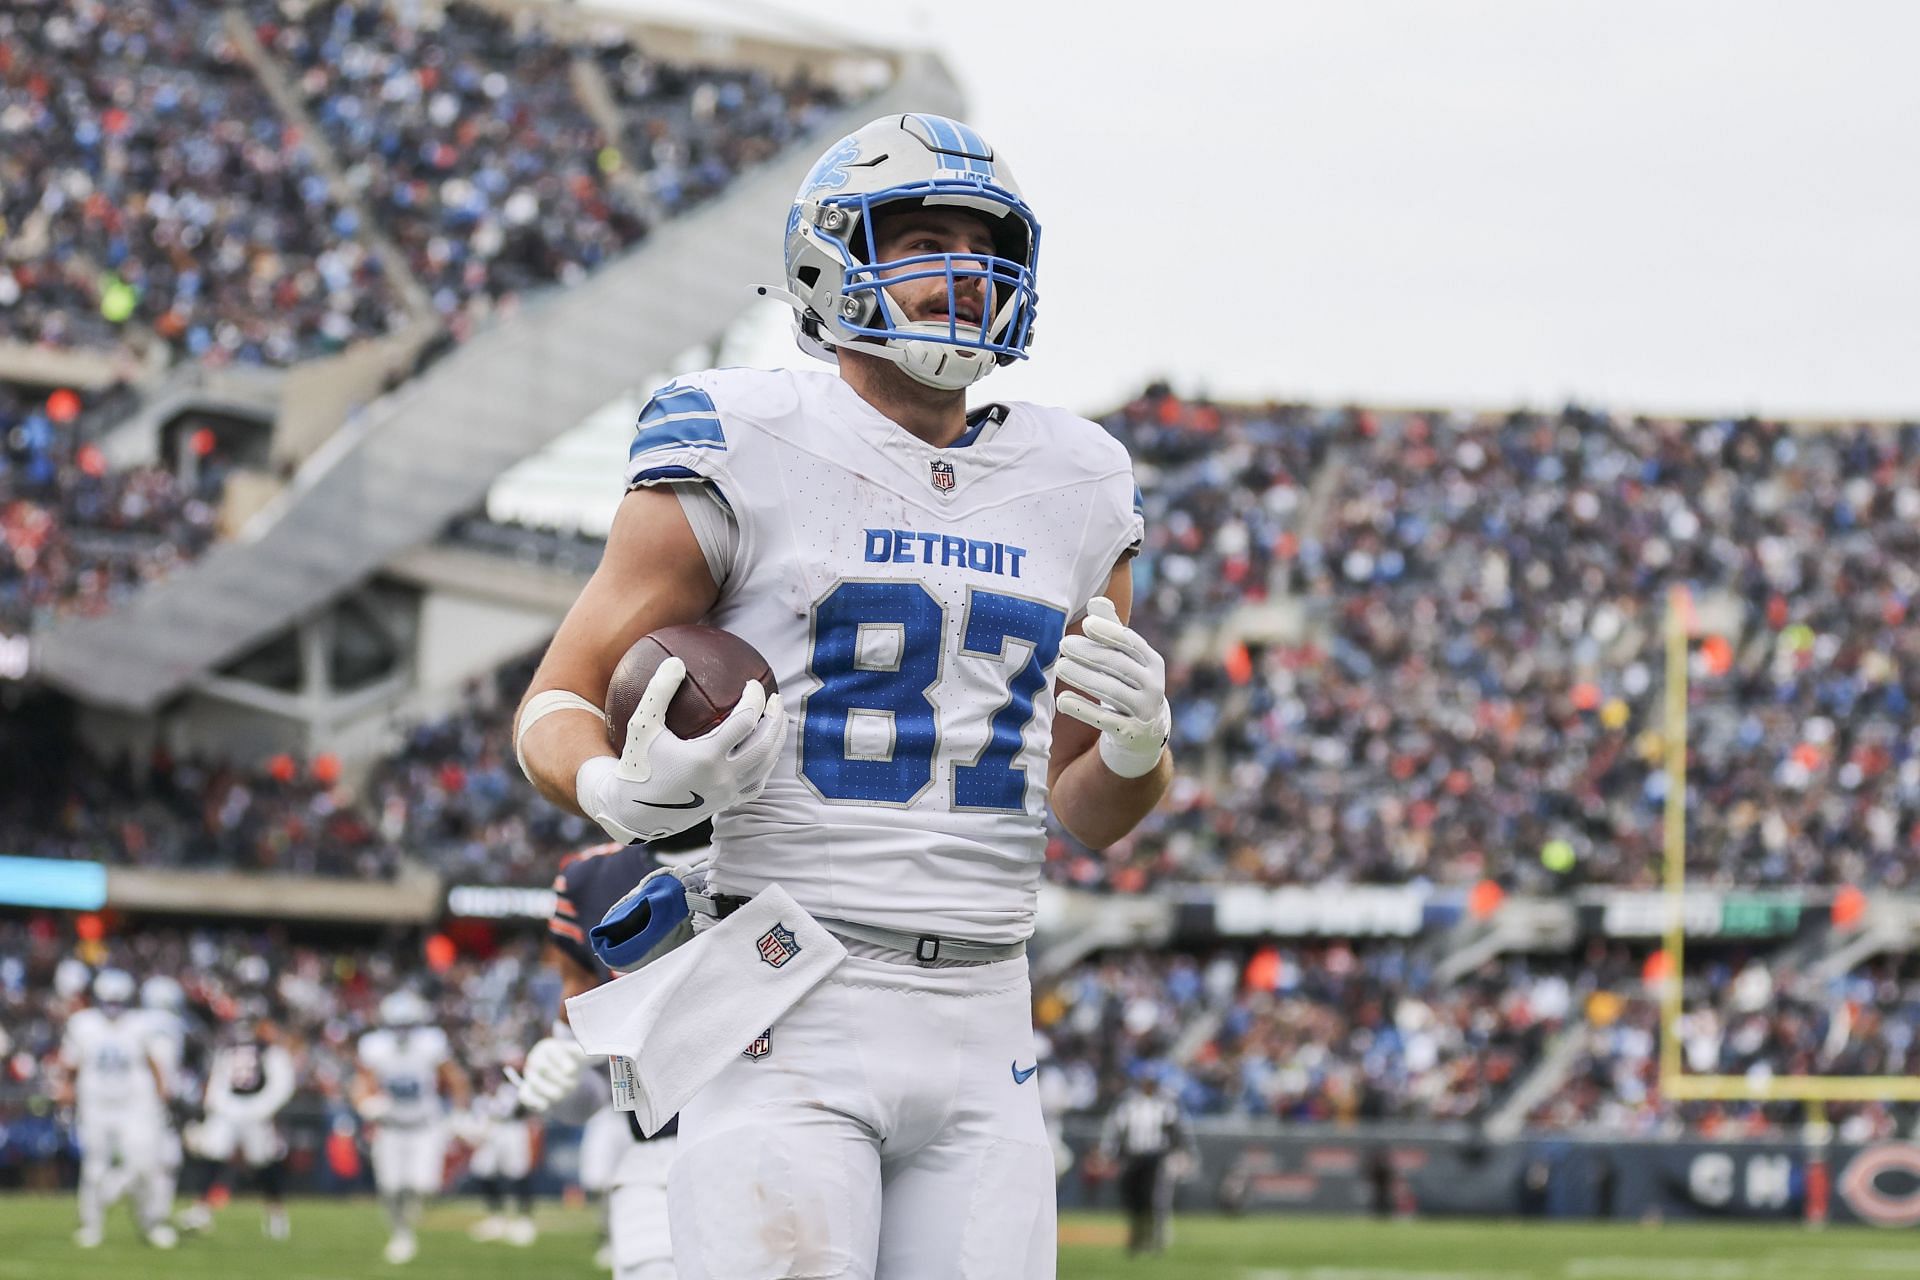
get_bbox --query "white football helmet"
[92,968,136,1010]
[141,974,185,1012]
[379,989,432,1029]
[763,113,1040,392]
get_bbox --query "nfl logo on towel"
[756,923,800,968]
[929,459,956,492]
[742,1028,773,1061]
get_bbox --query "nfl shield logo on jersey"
[929,458,956,492]
[757,923,800,968]
[742,1027,773,1060]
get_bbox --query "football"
[605,624,777,745]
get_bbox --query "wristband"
[1098,730,1167,780]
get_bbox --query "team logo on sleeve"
[929,459,956,492]
[757,923,801,969]
[742,1028,773,1060]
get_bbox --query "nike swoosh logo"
[1011,1061,1037,1084]
[634,791,706,810]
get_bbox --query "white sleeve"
[673,481,739,588]
[257,1047,297,1115]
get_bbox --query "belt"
[686,891,1027,964]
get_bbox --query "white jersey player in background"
[138,974,190,1224]
[464,1066,539,1247]
[180,1014,297,1239]
[353,990,469,1265]
[61,969,179,1250]
[518,114,1173,1278]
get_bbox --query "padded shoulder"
[625,367,813,492]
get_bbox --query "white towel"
[565,883,846,1136]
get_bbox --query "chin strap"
[757,284,994,392]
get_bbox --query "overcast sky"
[496,0,1920,527]
[723,0,1920,420]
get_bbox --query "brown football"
[605,625,777,746]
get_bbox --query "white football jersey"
[628,367,1143,943]
[358,1027,451,1125]
[63,1007,163,1114]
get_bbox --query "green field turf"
[0,1195,1915,1279]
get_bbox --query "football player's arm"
[145,1040,173,1103]
[350,1060,388,1121]
[439,1057,471,1111]
[1047,558,1173,849]
[54,1033,78,1106]
[258,1047,297,1116]
[204,1050,234,1114]
[516,943,601,1117]
[551,941,603,1014]
[517,487,721,815]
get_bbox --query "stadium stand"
[0,0,408,364]
[13,387,1920,898]
[0,380,227,632]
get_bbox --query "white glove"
[356,1093,392,1124]
[515,1034,587,1114]
[576,656,788,843]
[1055,597,1170,779]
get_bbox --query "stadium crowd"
[15,387,1920,904]
[1534,948,1920,1141]
[0,382,226,634]
[1035,944,1567,1126]
[1069,390,1920,896]
[0,0,405,364]
[3,0,844,363]
[250,0,841,336]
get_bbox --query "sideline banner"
[1057,1122,1920,1226]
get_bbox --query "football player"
[61,969,178,1249]
[353,989,469,1265]
[516,114,1171,1277]
[513,834,707,1279]
[179,1013,296,1239]
[138,976,192,1236]
[465,1058,540,1247]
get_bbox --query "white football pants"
[612,1134,678,1280]
[667,951,1054,1279]
[372,1123,447,1196]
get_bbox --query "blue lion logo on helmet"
[787,135,862,238]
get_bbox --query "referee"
[1097,1063,1196,1255]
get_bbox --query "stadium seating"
[0,381,225,633]
[2,0,844,362]
[0,0,406,363]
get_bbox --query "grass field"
[0,1195,1915,1279]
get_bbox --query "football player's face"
[871,208,997,330]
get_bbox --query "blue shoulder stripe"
[630,416,725,456]
[1132,483,1146,516]
[631,384,726,457]
[640,385,717,423]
